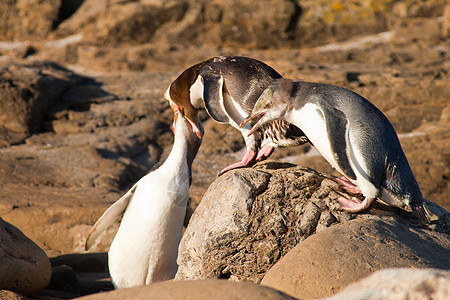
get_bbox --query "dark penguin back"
[200,57,308,151]
[171,56,308,153]
[200,56,282,116]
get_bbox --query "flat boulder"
[0,218,51,295]
[76,279,296,300]
[261,218,450,299]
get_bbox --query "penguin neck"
[285,108,297,124]
[161,135,190,176]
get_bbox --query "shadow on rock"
[35,252,114,298]
[0,59,116,147]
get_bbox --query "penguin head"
[239,79,291,136]
[173,111,204,142]
[165,84,202,139]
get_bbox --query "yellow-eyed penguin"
[84,111,203,288]
[164,56,308,176]
[240,78,433,223]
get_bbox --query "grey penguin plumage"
[164,56,308,175]
[241,78,433,222]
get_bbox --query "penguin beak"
[240,112,266,137]
[172,110,179,133]
[170,100,202,139]
[184,106,202,139]
[169,99,180,134]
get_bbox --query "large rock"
[0,218,51,295]
[53,0,188,45]
[176,163,351,282]
[325,268,450,300]
[0,0,61,41]
[2,0,447,49]
[176,162,450,287]
[261,218,450,299]
[176,162,449,283]
[297,0,446,46]
[50,0,448,49]
[0,60,77,146]
[52,0,300,48]
[76,279,296,300]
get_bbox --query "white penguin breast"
[131,175,188,217]
[288,104,340,172]
[108,172,188,288]
[289,104,378,198]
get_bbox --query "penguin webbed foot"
[255,145,275,161]
[217,150,257,176]
[335,176,362,194]
[337,196,375,213]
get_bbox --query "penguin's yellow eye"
[264,102,272,109]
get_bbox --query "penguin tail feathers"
[410,201,433,223]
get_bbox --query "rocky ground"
[0,0,449,299]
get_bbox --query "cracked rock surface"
[176,162,450,286]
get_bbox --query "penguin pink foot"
[337,196,375,213]
[256,144,275,161]
[218,150,257,176]
[335,176,362,194]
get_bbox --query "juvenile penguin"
[240,78,433,222]
[84,111,203,288]
[164,56,308,175]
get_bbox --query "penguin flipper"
[323,107,357,181]
[84,183,137,250]
[200,72,230,124]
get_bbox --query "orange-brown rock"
[76,279,296,300]
[261,218,450,299]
